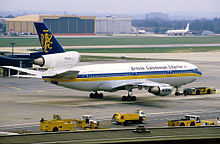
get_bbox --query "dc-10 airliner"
[3,22,202,101]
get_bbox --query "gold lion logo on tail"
[41,30,53,53]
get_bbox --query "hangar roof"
[7,15,96,22]
[7,15,41,22]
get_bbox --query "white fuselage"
[166,29,188,35]
[166,24,190,35]
[43,61,202,92]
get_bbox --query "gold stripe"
[43,73,201,83]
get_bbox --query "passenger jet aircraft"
[3,22,202,101]
[166,23,190,36]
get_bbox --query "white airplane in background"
[137,30,146,34]
[166,23,190,36]
[3,22,202,101]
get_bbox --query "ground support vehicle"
[168,115,215,127]
[112,110,146,126]
[40,114,76,132]
[40,114,109,132]
[76,115,103,130]
[183,87,216,96]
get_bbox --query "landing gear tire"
[122,96,136,101]
[89,93,95,98]
[122,96,127,101]
[89,92,104,99]
[132,96,136,101]
[207,89,211,94]
[175,92,181,96]
[122,89,137,101]
[127,96,132,101]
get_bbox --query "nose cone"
[190,63,202,77]
[197,69,202,77]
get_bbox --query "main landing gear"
[89,91,103,99]
[175,86,181,96]
[122,89,136,101]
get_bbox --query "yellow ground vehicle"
[112,110,146,126]
[40,114,76,132]
[76,115,101,130]
[40,114,108,132]
[183,87,216,95]
[168,115,214,127]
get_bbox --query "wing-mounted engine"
[148,86,173,96]
[33,51,81,68]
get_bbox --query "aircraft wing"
[42,70,79,80]
[132,80,170,87]
[107,79,170,91]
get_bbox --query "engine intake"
[148,86,173,96]
[33,51,80,68]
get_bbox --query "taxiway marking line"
[148,109,214,116]
[0,84,21,91]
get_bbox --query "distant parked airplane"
[166,23,190,36]
[137,30,146,34]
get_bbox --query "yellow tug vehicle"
[168,115,215,127]
[112,110,146,126]
[183,87,216,96]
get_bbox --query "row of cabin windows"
[83,70,196,78]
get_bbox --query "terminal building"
[6,15,96,35]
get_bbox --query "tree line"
[133,18,220,34]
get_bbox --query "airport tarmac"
[0,52,220,133]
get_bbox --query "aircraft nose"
[197,68,202,77]
[198,69,202,76]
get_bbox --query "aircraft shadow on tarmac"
[85,95,168,108]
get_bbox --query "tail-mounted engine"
[33,51,80,68]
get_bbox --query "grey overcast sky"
[0,0,220,14]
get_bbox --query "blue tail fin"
[34,22,65,54]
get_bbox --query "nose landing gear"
[175,86,182,96]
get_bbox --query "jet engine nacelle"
[33,51,81,68]
[148,86,173,96]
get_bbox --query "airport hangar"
[6,15,132,35]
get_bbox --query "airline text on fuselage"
[130,65,184,71]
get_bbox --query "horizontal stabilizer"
[12,75,42,78]
[1,66,42,78]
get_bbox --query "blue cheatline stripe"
[76,68,201,79]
